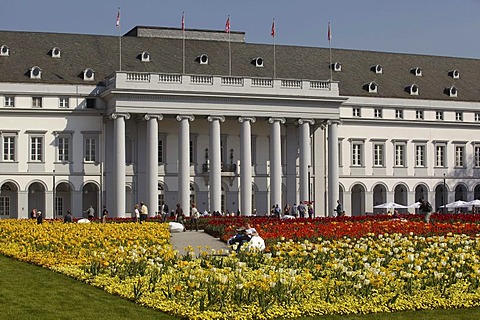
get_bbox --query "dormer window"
[197,54,209,65]
[141,51,150,62]
[449,69,460,79]
[365,81,378,93]
[30,66,42,79]
[411,67,422,76]
[51,47,61,58]
[83,68,94,81]
[0,45,9,56]
[371,64,383,74]
[445,86,458,97]
[408,84,419,95]
[333,61,342,72]
[252,57,264,67]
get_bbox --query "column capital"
[320,119,341,129]
[207,115,225,123]
[268,117,286,124]
[110,112,131,120]
[297,118,315,125]
[143,114,164,121]
[176,114,195,122]
[238,116,256,124]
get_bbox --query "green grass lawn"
[1,254,480,320]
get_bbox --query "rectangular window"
[352,107,361,117]
[435,145,445,167]
[455,112,463,121]
[455,146,464,167]
[58,137,70,162]
[55,196,63,216]
[374,108,382,118]
[189,140,194,164]
[416,110,424,120]
[395,144,405,166]
[85,98,96,109]
[475,146,480,167]
[4,96,14,107]
[32,97,43,108]
[158,139,164,163]
[59,97,69,108]
[84,138,96,162]
[373,144,384,166]
[415,145,425,167]
[436,111,444,120]
[30,137,43,161]
[476,113,480,122]
[352,143,362,166]
[3,136,15,161]
[0,196,10,215]
[395,109,404,119]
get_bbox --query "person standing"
[140,202,148,223]
[133,204,140,223]
[102,206,108,224]
[29,208,37,219]
[291,203,298,217]
[190,203,199,231]
[298,201,306,218]
[85,205,95,219]
[160,201,169,222]
[64,210,73,223]
[334,200,343,217]
[419,198,433,223]
[36,211,43,224]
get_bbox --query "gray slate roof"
[1,28,479,102]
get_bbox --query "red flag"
[225,15,230,33]
[271,18,275,37]
[181,12,185,31]
[116,8,120,28]
[327,22,332,41]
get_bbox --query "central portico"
[102,72,344,217]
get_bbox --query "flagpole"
[182,12,185,74]
[272,18,276,79]
[228,15,231,76]
[117,7,122,71]
[328,22,332,82]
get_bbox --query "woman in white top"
[133,204,140,223]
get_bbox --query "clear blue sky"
[1,0,480,58]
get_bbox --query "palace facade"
[1,26,479,218]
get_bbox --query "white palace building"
[1,26,480,219]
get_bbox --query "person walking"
[175,203,185,229]
[419,198,433,223]
[298,201,306,218]
[190,203,199,231]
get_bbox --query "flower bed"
[1,217,480,319]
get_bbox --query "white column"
[239,117,256,215]
[328,120,339,216]
[207,116,225,213]
[298,119,314,203]
[176,115,194,215]
[268,117,285,209]
[112,113,130,218]
[145,114,163,217]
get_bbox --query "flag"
[327,22,332,41]
[225,15,230,33]
[181,12,185,31]
[271,18,275,37]
[116,8,120,28]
